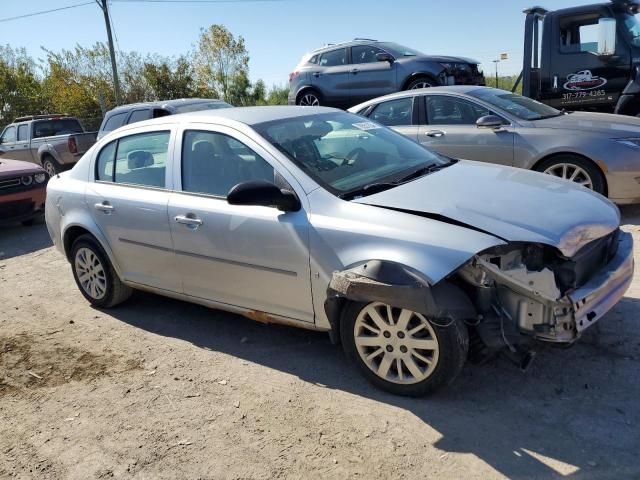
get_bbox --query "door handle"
[350,68,359,74]
[94,202,114,213]
[175,214,203,228]
[312,72,321,78]
[426,130,446,138]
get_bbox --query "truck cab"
[521,0,640,115]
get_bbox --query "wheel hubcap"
[354,302,439,385]
[410,82,433,89]
[44,161,56,176]
[543,163,593,190]
[75,247,107,300]
[299,93,320,106]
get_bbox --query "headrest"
[192,140,216,157]
[301,121,332,140]
[127,150,154,169]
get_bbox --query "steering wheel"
[342,147,366,166]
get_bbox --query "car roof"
[106,98,226,114]
[311,39,386,54]
[348,86,489,111]
[121,106,343,129]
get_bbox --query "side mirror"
[476,115,504,128]
[376,52,394,63]
[597,18,617,56]
[227,180,301,212]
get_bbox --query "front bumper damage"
[465,231,634,344]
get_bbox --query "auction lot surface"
[1,209,639,480]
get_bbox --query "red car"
[0,158,48,226]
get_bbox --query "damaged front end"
[458,228,634,351]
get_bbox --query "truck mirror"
[598,18,617,56]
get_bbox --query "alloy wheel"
[74,247,107,300]
[353,302,439,385]
[43,161,56,177]
[299,93,320,106]
[410,82,433,89]
[543,163,594,190]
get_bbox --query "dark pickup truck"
[0,115,97,176]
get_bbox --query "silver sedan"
[349,86,640,204]
[45,107,633,396]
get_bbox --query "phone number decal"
[562,90,606,100]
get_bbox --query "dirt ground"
[1,208,639,480]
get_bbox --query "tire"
[70,234,132,308]
[296,89,322,107]
[405,77,437,90]
[41,155,60,177]
[340,301,468,397]
[535,155,606,195]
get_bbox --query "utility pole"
[96,0,121,105]
[493,59,500,89]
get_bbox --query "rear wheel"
[340,301,468,396]
[405,77,437,90]
[535,155,605,195]
[296,89,322,106]
[41,155,60,177]
[70,234,132,308]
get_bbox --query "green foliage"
[0,24,289,130]
[485,74,523,95]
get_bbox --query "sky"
[0,0,595,86]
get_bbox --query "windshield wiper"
[395,160,456,183]
[532,113,564,120]
[339,182,397,200]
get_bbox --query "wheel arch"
[401,72,441,90]
[530,151,608,197]
[295,86,322,103]
[61,219,123,279]
[324,259,476,344]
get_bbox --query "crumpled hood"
[0,158,44,177]
[355,161,620,258]
[534,111,640,136]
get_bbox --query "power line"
[0,2,94,23]
[111,0,283,3]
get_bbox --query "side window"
[96,131,169,187]
[425,96,490,125]
[369,98,413,126]
[351,45,383,64]
[128,109,152,124]
[96,141,117,182]
[319,48,346,67]
[17,125,29,141]
[102,112,128,133]
[560,16,603,53]
[1,126,16,144]
[181,130,275,198]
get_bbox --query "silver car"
[349,86,640,204]
[45,107,633,396]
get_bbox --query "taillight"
[289,71,299,83]
[68,136,77,154]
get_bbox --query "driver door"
[168,125,315,323]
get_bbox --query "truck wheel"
[296,89,322,106]
[535,155,605,195]
[405,77,437,90]
[70,234,132,308]
[41,155,60,176]
[340,301,468,397]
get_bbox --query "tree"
[266,84,289,105]
[194,24,250,103]
[0,45,45,128]
[143,56,197,100]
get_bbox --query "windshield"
[376,42,424,57]
[622,13,640,47]
[173,101,232,113]
[254,112,447,196]
[468,88,562,120]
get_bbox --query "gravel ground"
[1,207,639,480]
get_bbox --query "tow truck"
[515,0,640,115]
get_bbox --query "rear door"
[312,48,350,106]
[418,94,514,165]
[365,96,419,141]
[168,124,314,322]
[349,45,396,104]
[86,126,179,292]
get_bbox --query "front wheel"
[70,234,132,308]
[535,156,606,195]
[340,301,468,396]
